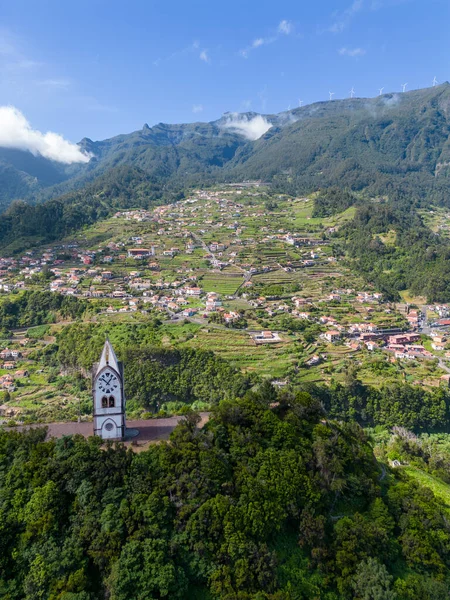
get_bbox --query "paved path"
[14,412,210,446]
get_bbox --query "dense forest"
[311,188,356,218]
[0,291,87,330]
[302,380,450,432]
[340,196,450,301]
[1,391,449,599]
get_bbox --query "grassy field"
[402,466,450,508]
[200,272,243,295]
[399,290,427,305]
[178,327,296,378]
[420,207,450,239]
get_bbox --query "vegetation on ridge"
[1,391,450,599]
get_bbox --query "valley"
[3,4,450,597]
[1,184,450,426]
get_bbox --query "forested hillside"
[1,84,450,208]
[1,85,450,267]
[340,195,450,301]
[0,290,87,330]
[0,148,70,210]
[0,166,170,253]
[1,391,450,599]
[240,84,450,202]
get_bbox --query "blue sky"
[0,0,448,144]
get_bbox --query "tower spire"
[105,335,110,364]
[96,338,120,375]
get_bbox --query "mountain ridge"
[1,82,450,208]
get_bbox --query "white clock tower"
[92,339,126,440]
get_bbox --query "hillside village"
[1,186,450,422]
[1,6,450,593]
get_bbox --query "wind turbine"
[349,87,355,98]
[329,91,335,101]
[378,87,384,96]
[433,76,438,87]
[401,83,408,93]
[298,99,303,107]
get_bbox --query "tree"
[352,558,396,600]
[109,538,188,600]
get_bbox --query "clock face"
[98,371,119,394]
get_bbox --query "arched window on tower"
[109,396,115,408]
[101,396,108,408]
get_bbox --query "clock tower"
[92,339,126,440]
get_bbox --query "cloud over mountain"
[0,106,91,164]
[221,113,272,140]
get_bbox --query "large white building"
[92,339,126,440]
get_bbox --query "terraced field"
[200,272,244,295]
[179,327,296,378]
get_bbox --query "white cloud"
[0,106,91,164]
[329,0,364,33]
[221,114,272,141]
[36,78,71,89]
[239,19,292,58]
[339,47,366,56]
[278,20,293,35]
[192,104,204,113]
[199,50,210,63]
[240,36,276,57]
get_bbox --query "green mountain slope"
[233,85,450,198]
[0,166,168,254]
[2,84,450,208]
[0,148,71,209]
